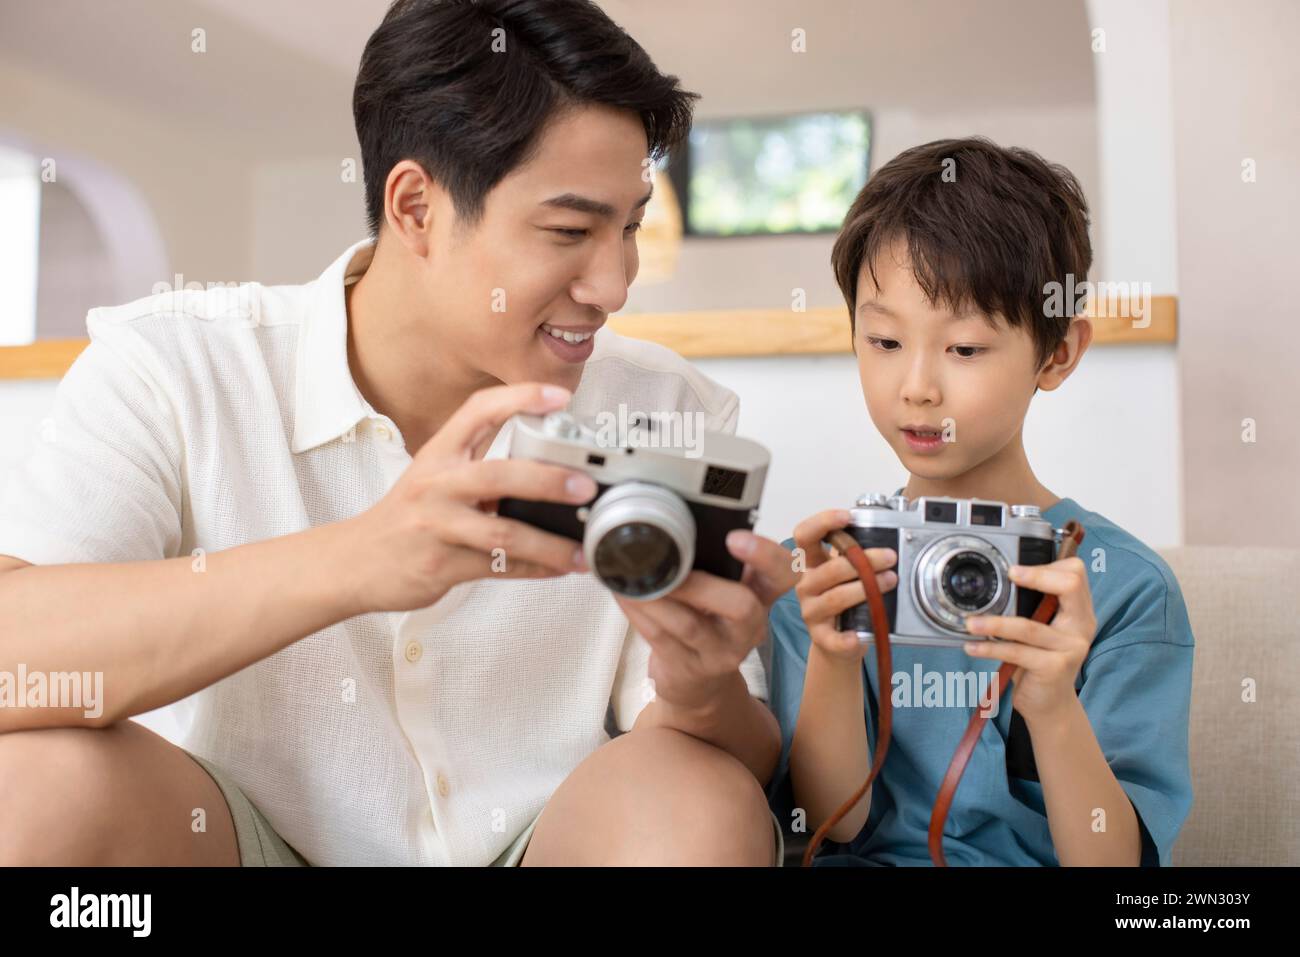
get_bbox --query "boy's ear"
[1036,318,1093,392]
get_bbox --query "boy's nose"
[900,360,942,406]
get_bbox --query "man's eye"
[951,345,986,358]
[624,221,643,235]
[550,228,588,240]
[866,336,900,351]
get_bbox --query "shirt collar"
[292,237,380,454]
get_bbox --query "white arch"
[0,129,169,314]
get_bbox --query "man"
[0,0,791,866]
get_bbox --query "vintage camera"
[836,494,1065,647]
[497,411,770,601]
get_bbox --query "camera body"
[497,411,770,601]
[836,493,1063,647]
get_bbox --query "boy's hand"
[962,556,1097,726]
[793,509,899,663]
[614,531,795,715]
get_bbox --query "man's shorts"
[188,752,785,867]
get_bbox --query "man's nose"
[570,234,630,315]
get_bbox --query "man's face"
[420,103,651,393]
[853,237,1045,483]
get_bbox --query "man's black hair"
[354,0,698,238]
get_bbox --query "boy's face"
[853,238,1046,486]
[411,103,652,393]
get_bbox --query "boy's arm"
[789,642,872,843]
[1023,696,1142,865]
[783,509,898,844]
[965,557,1194,866]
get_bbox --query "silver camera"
[836,493,1066,647]
[497,411,770,601]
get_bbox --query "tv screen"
[667,109,871,237]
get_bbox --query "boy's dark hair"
[353,0,698,238]
[830,137,1092,368]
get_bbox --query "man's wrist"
[310,518,374,621]
[653,670,749,734]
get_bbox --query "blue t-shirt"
[766,497,1194,866]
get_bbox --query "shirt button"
[404,640,423,663]
[436,773,450,797]
[375,423,392,441]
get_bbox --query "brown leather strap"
[801,529,894,868]
[803,519,1085,867]
[927,519,1084,865]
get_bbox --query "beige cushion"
[1157,546,1300,865]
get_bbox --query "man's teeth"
[542,324,593,344]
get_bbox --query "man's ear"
[383,160,444,259]
[1036,318,1093,393]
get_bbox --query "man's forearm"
[1029,696,1143,866]
[0,518,364,733]
[633,670,780,784]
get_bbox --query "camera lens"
[591,523,682,598]
[583,482,696,601]
[914,534,1010,633]
[942,552,998,610]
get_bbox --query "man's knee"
[0,721,238,866]
[0,725,125,865]
[529,727,775,865]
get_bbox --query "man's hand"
[339,383,597,615]
[961,556,1097,727]
[793,509,899,662]
[615,530,796,715]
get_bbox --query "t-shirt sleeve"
[764,549,811,808]
[0,324,183,565]
[609,621,767,733]
[1077,572,1195,866]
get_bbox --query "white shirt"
[0,238,767,866]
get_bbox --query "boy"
[0,0,792,867]
[767,137,1194,866]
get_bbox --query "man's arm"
[0,520,363,733]
[631,669,780,785]
[0,383,596,736]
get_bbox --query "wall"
[1170,0,1300,545]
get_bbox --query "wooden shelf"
[0,297,1176,378]
[609,295,1177,358]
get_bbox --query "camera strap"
[803,519,1086,867]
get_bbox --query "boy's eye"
[866,335,900,352]
[950,345,986,358]
[624,221,642,236]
